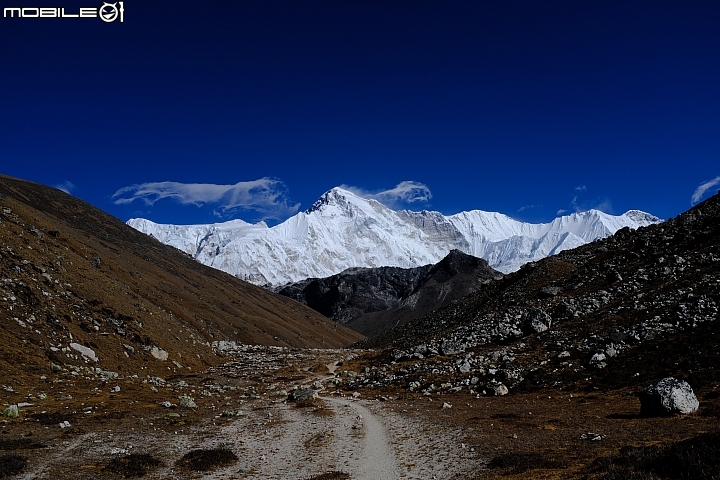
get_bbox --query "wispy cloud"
[517,204,542,213]
[55,180,76,195]
[556,186,613,217]
[340,181,433,209]
[112,178,300,221]
[691,176,720,205]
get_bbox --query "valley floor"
[2,347,719,479]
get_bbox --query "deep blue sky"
[2,0,719,226]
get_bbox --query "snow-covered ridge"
[127,187,662,286]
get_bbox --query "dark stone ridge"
[277,250,503,337]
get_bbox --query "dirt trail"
[7,349,481,479]
[324,397,400,480]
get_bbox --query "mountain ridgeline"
[128,187,661,287]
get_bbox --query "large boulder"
[639,377,699,416]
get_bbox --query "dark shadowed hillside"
[278,250,503,337]
[348,191,720,399]
[0,174,363,388]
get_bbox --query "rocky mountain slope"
[0,174,363,389]
[278,250,503,337]
[128,187,661,286]
[346,191,720,401]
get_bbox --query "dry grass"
[304,472,351,480]
[103,454,162,478]
[0,454,27,478]
[0,438,46,451]
[175,448,238,472]
[312,406,336,417]
[586,432,720,480]
[304,431,334,448]
[399,388,720,479]
[488,451,569,474]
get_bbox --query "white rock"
[640,377,699,415]
[150,346,168,361]
[178,396,198,409]
[3,405,19,418]
[70,343,98,362]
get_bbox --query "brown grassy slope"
[0,174,363,384]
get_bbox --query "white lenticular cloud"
[691,176,720,205]
[55,180,76,195]
[112,178,300,220]
[341,181,433,209]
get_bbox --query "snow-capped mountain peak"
[305,187,379,215]
[127,188,662,286]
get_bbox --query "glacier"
[127,187,662,287]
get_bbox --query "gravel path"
[324,397,400,480]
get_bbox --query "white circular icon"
[100,2,119,22]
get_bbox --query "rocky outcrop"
[278,250,503,337]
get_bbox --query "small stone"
[580,432,605,441]
[51,363,62,372]
[485,380,509,396]
[442,402,452,409]
[288,388,319,402]
[458,361,471,373]
[3,405,19,418]
[590,353,607,368]
[150,346,168,361]
[178,396,197,409]
[222,409,246,417]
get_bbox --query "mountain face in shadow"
[278,250,503,337]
